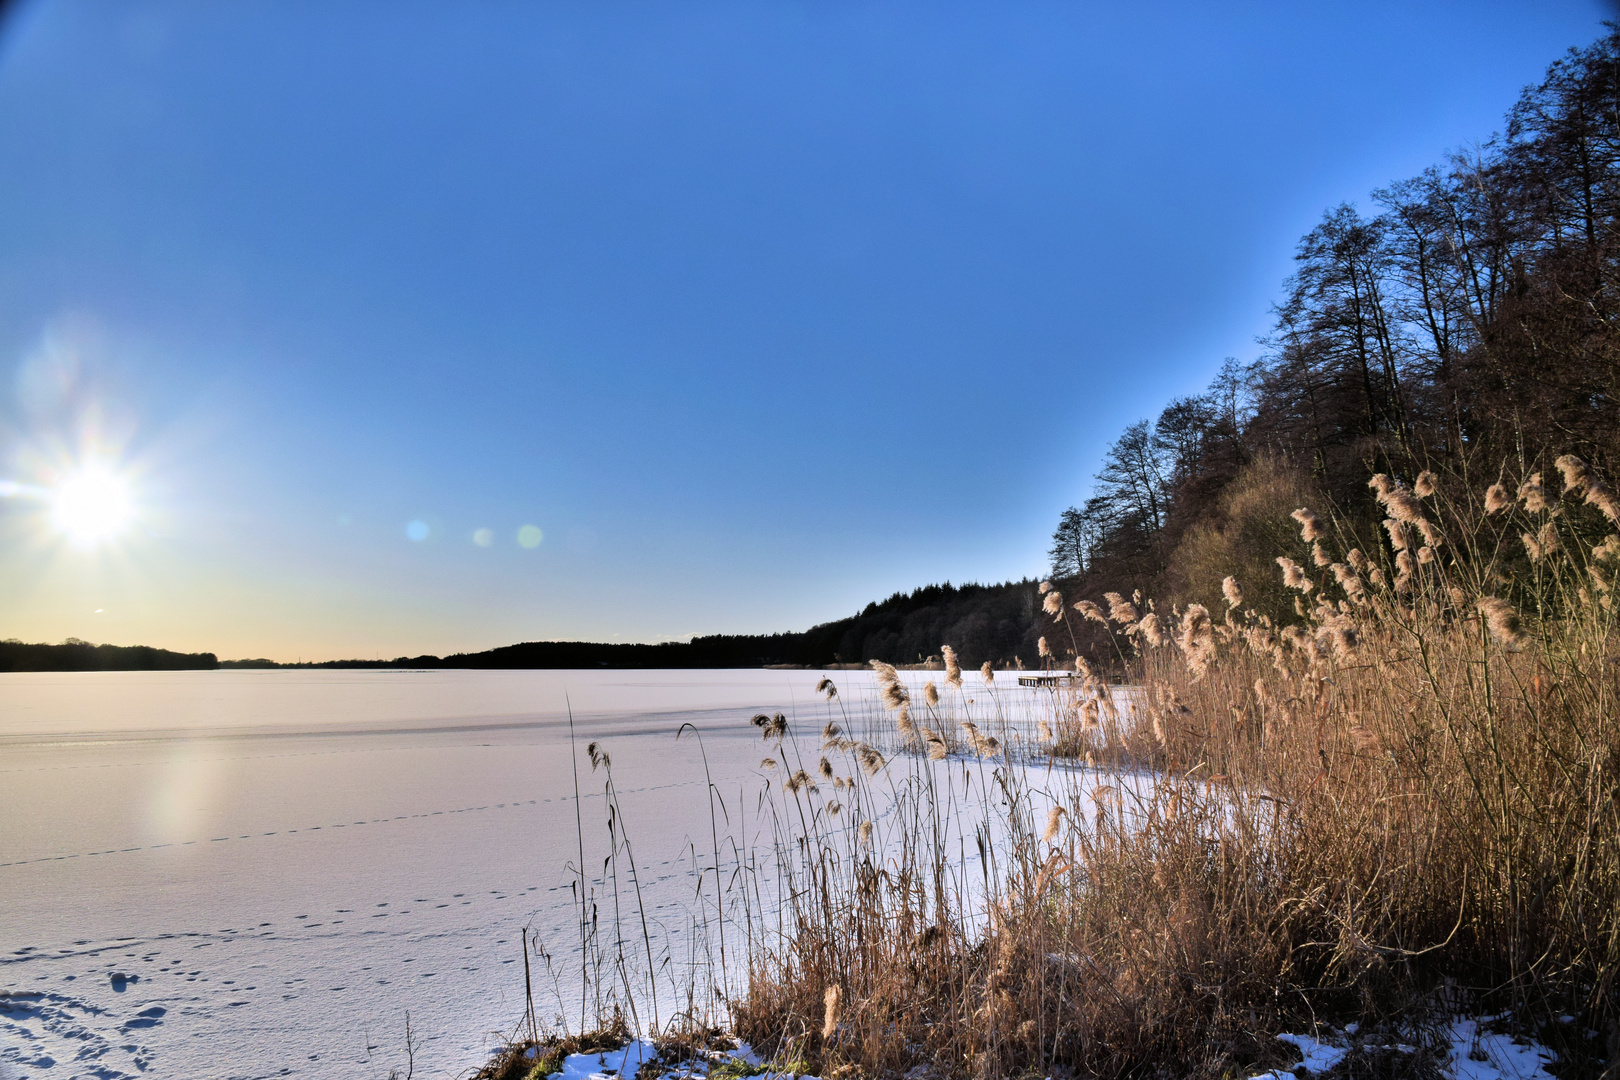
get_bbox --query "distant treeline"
[223,580,1046,670]
[5,580,1051,672]
[1046,29,1620,643]
[0,638,218,672]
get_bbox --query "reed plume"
[1176,603,1215,679]
[870,660,910,711]
[1485,482,1512,513]
[822,984,842,1041]
[1518,473,1550,513]
[1290,507,1324,541]
[1560,455,1620,523]
[1275,556,1314,592]
[980,661,994,683]
[1042,806,1066,844]
[751,713,788,741]
[1043,590,1064,618]
[1476,595,1525,649]
[1104,592,1139,624]
[1383,517,1409,551]
[1370,475,1425,523]
[1134,612,1166,647]
[942,645,962,688]
[1074,599,1107,623]
[1221,576,1243,608]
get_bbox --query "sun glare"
[51,465,134,548]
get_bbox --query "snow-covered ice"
[2,667,1060,1080]
[0,670,837,1079]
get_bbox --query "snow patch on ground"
[1447,1018,1557,1080]
[547,1038,659,1080]
[1251,1018,1559,1080]
[510,1038,816,1080]
[1249,1031,1348,1080]
[1276,1032,1349,1074]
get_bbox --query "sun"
[51,465,135,548]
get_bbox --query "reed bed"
[496,456,1618,1080]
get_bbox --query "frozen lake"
[0,668,1070,1080]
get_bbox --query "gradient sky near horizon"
[0,0,1609,661]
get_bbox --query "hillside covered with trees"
[1048,28,1620,654]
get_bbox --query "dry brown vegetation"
[488,456,1617,1080]
[726,457,1619,1080]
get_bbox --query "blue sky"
[0,0,1608,660]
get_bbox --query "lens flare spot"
[145,741,225,846]
[405,520,429,542]
[51,465,134,548]
[472,528,493,547]
[517,524,543,549]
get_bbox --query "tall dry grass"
[728,457,1619,1079]
[492,456,1616,1080]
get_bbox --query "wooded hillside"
[1050,29,1620,639]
